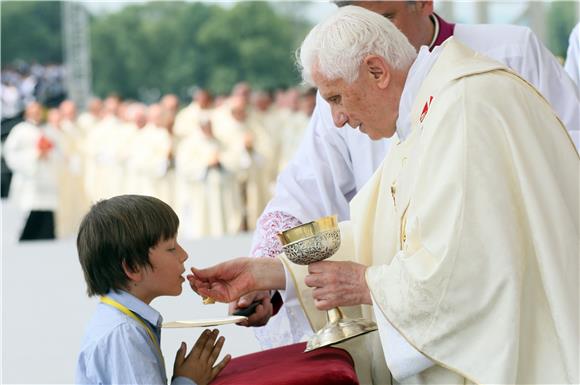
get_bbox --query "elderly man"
[190,6,578,385]
[239,0,580,350]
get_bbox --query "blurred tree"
[90,1,311,100]
[196,2,309,94]
[546,1,578,59]
[2,1,311,100]
[1,1,63,66]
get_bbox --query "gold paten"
[278,215,377,352]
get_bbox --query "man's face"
[352,1,434,50]
[26,103,43,124]
[313,64,397,140]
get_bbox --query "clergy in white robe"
[4,102,62,240]
[124,104,172,201]
[83,96,130,202]
[173,89,214,142]
[174,120,242,239]
[55,101,90,238]
[190,7,578,384]
[213,95,271,231]
[247,0,580,350]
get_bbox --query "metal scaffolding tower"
[62,2,92,111]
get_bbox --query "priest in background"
[4,101,62,240]
[189,6,578,385]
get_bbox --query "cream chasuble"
[281,39,578,384]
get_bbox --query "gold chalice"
[278,215,377,352]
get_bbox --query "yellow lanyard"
[100,296,164,361]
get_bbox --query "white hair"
[297,5,417,85]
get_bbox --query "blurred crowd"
[1,62,66,119]
[2,82,317,241]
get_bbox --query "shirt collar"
[106,290,163,328]
[396,45,443,141]
[428,14,440,50]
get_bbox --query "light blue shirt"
[75,290,196,385]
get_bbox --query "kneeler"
[212,342,359,385]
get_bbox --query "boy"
[76,195,230,385]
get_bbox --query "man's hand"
[229,290,273,327]
[305,260,372,310]
[187,257,285,303]
[173,329,231,385]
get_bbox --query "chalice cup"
[278,215,377,352]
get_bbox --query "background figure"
[55,99,90,238]
[277,87,317,174]
[175,119,242,238]
[124,103,172,203]
[4,101,61,240]
[213,93,270,231]
[173,88,214,144]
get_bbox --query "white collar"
[396,45,443,141]
[428,14,440,50]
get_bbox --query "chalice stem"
[327,307,344,324]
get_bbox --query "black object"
[232,300,261,317]
[19,210,55,241]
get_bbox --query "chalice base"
[305,308,377,352]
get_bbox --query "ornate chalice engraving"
[282,229,341,265]
[278,215,377,352]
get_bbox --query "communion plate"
[162,316,247,328]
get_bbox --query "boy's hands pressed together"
[173,329,231,385]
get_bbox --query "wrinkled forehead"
[312,66,350,101]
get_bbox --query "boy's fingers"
[190,329,210,359]
[173,342,186,368]
[210,354,231,380]
[200,329,219,360]
[208,336,226,366]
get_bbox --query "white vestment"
[253,20,580,350]
[213,106,271,230]
[565,22,580,88]
[174,133,242,239]
[4,121,62,214]
[281,39,578,384]
[55,119,90,238]
[173,102,214,141]
[84,116,132,201]
[124,124,172,200]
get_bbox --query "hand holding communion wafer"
[187,258,285,303]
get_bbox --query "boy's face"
[139,237,188,302]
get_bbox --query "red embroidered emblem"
[419,96,434,123]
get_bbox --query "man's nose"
[332,108,348,128]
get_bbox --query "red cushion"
[213,342,359,385]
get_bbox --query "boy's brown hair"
[77,195,179,296]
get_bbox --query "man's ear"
[122,260,144,283]
[416,1,434,16]
[364,55,391,89]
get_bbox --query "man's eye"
[383,13,395,20]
